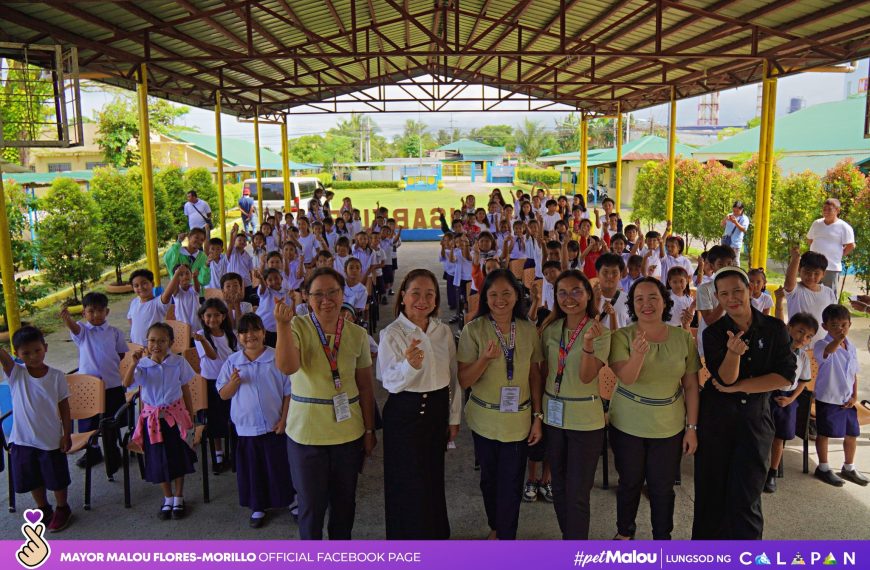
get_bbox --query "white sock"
[162,497,173,508]
[215,451,224,464]
[843,463,855,472]
[251,511,265,519]
[818,463,830,472]
[173,496,184,506]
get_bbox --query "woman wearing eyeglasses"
[457,268,544,540]
[538,270,609,540]
[274,267,377,540]
[587,277,700,540]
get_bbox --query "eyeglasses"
[556,288,586,301]
[309,289,342,301]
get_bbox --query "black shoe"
[76,447,103,469]
[171,502,187,519]
[814,467,844,487]
[380,295,388,305]
[388,289,395,296]
[839,468,870,486]
[158,503,172,521]
[249,514,265,528]
[38,504,54,524]
[764,472,777,493]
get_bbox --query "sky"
[79,59,868,151]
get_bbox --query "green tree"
[184,167,219,226]
[768,171,826,265]
[394,119,436,158]
[95,95,189,168]
[129,166,175,244]
[693,160,742,252]
[2,178,38,272]
[822,159,865,223]
[155,166,187,235]
[0,61,54,165]
[631,160,667,226]
[38,178,104,302]
[735,153,781,263]
[514,118,548,163]
[851,183,870,293]
[90,167,144,285]
[552,113,579,154]
[468,125,514,149]
[588,118,615,148]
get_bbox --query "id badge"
[547,398,564,428]
[499,386,521,413]
[333,393,351,423]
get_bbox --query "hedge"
[331,180,401,189]
[316,172,333,188]
[515,167,561,186]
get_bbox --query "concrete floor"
[1,242,868,540]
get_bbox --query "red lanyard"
[310,313,344,391]
[555,316,589,396]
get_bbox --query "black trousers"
[472,431,528,540]
[545,424,604,540]
[383,387,450,539]
[609,426,683,540]
[692,391,774,540]
[444,273,457,310]
[287,436,364,540]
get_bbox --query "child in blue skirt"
[123,322,197,520]
[217,313,292,528]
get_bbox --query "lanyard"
[489,316,516,382]
[600,290,620,320]
[310,313,344,391]
[555,317,589,396]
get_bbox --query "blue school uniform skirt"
[142,419,197,484]
[236,432,292,512]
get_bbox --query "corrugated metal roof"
[564,135,695,166]
[435,138,506,154]
[1,1,868,117]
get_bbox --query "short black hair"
[788,312,819,333]
[542,260,562,272]
[799,251,828,273]
[220,272,244,288]
[12,325,45,350]
[238,313,266,334]
[626,277,673,323]
[602,197,615,206]
[208,237,224,248]
[821,303,850,324]
[129,269,154,285]
[611,233,627,244]
[546,240,561,250]
[626,254,643,269]
[645,230,661,239]
[624,224,638,234]
[595,252,626,272]
[82,292,109,309]
[146,322,174,343]
[707,245,736,265]
[265,251,282,262]
[262,267,281,281]
[546,199,557,207]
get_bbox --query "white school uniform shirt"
[195,331,236,380]
[283,260,303,290]
[4,364,69,450]
[131,354,196,408]
[452,248,473,286]
[264,234,280,253]
[226,249,254,287]
[206,255,228,290]
[694,280,719,357]
[325,230,339,251]
[172,286,201,328]
[344,282,368,310]
[541,211,560,233]
[542,279,555,311]
[785,349,812,392]
[813,335,859,405]
[785,283,837,343]
[597,290,631,330]
[379,240,394,265]
[333,255,350,277]
[750,292,774,314]
[127,296,169,346]
[71,321,127,389]
[352,245,373,276]
[256,287,283,331]
[297,234,319,264]
[807,218,855,272]
[661,254,693,281]
[350,220,363,235]
[371,247,386,277]
[184,199,211,230]
[250,248,267,271]
[377,314,462,425]
[509,235,527,260]
[667,292,694,328]
[216,348,292,437]
[526,237,544,278]
[439,250,455,277]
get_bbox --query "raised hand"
[631,330,649,355]
[680,303,695,327]
[404,338,424,370]
[273,296,295,323]
[773,286,785,302]
[726,330,748,355]
[192,332,206,343]
[483,339,500,361]
[177,232,188,243]
[131,347,147,364]
[59,307,72,323]
[584,315,604,344]
[230,368,242,385]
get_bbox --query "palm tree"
[513,118,547,163]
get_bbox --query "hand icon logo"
[17,510,51,569]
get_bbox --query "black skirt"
[383,386,450,539]
[142,418,197,484]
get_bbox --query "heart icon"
[23,509,42,525]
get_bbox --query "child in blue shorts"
[812,303,867,487]
[764,312,817,493]
[0,326,73,531]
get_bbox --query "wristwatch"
[686,424,699,431]
[532,412,544,421]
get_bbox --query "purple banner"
[2,539,868,570]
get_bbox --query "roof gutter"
[804,61,857,73]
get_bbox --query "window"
[48,163,72,173]
[85,162,106,170]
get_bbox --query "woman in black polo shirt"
[693,267,796,540]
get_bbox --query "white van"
[241,176,326,213]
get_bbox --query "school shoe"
[48,505,72,533]
[814,467,844,487]
[388,289,395,296]
[249,512,266,528]
[158,502,172,521]
[38,504,54,525]
[171,502,187,519]
[76,446,103,469]
[540,482,554,503]
[763,470,777,493]
[522,480,539,503]
[839,468,870,486]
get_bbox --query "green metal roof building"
[166,131,320,172]
[433,139,506,163]
[693,96,870,175]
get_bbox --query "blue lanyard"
[489,316,516,382]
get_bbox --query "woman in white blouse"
[377,268,461,539]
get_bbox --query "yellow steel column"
[579,113,588,200]
[281,115,291,214]
[215,90,226,243]
[0,171,21,346]
[137,63,160,280]
[615,103,623,214]
[751,65,771,268]
[253,108,263,226]
[758,74,778,271]
[666,86,677,226]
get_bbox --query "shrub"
[515,167,561,186]
[154,166,186,234]
[38,178,104,302]
[131,166,175,244]
[2,178,38,272]
[316,172,333,188]
[90,166,145,285]
[332,180,400,189]
[184,167,220,226]
[767,171,825,265]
